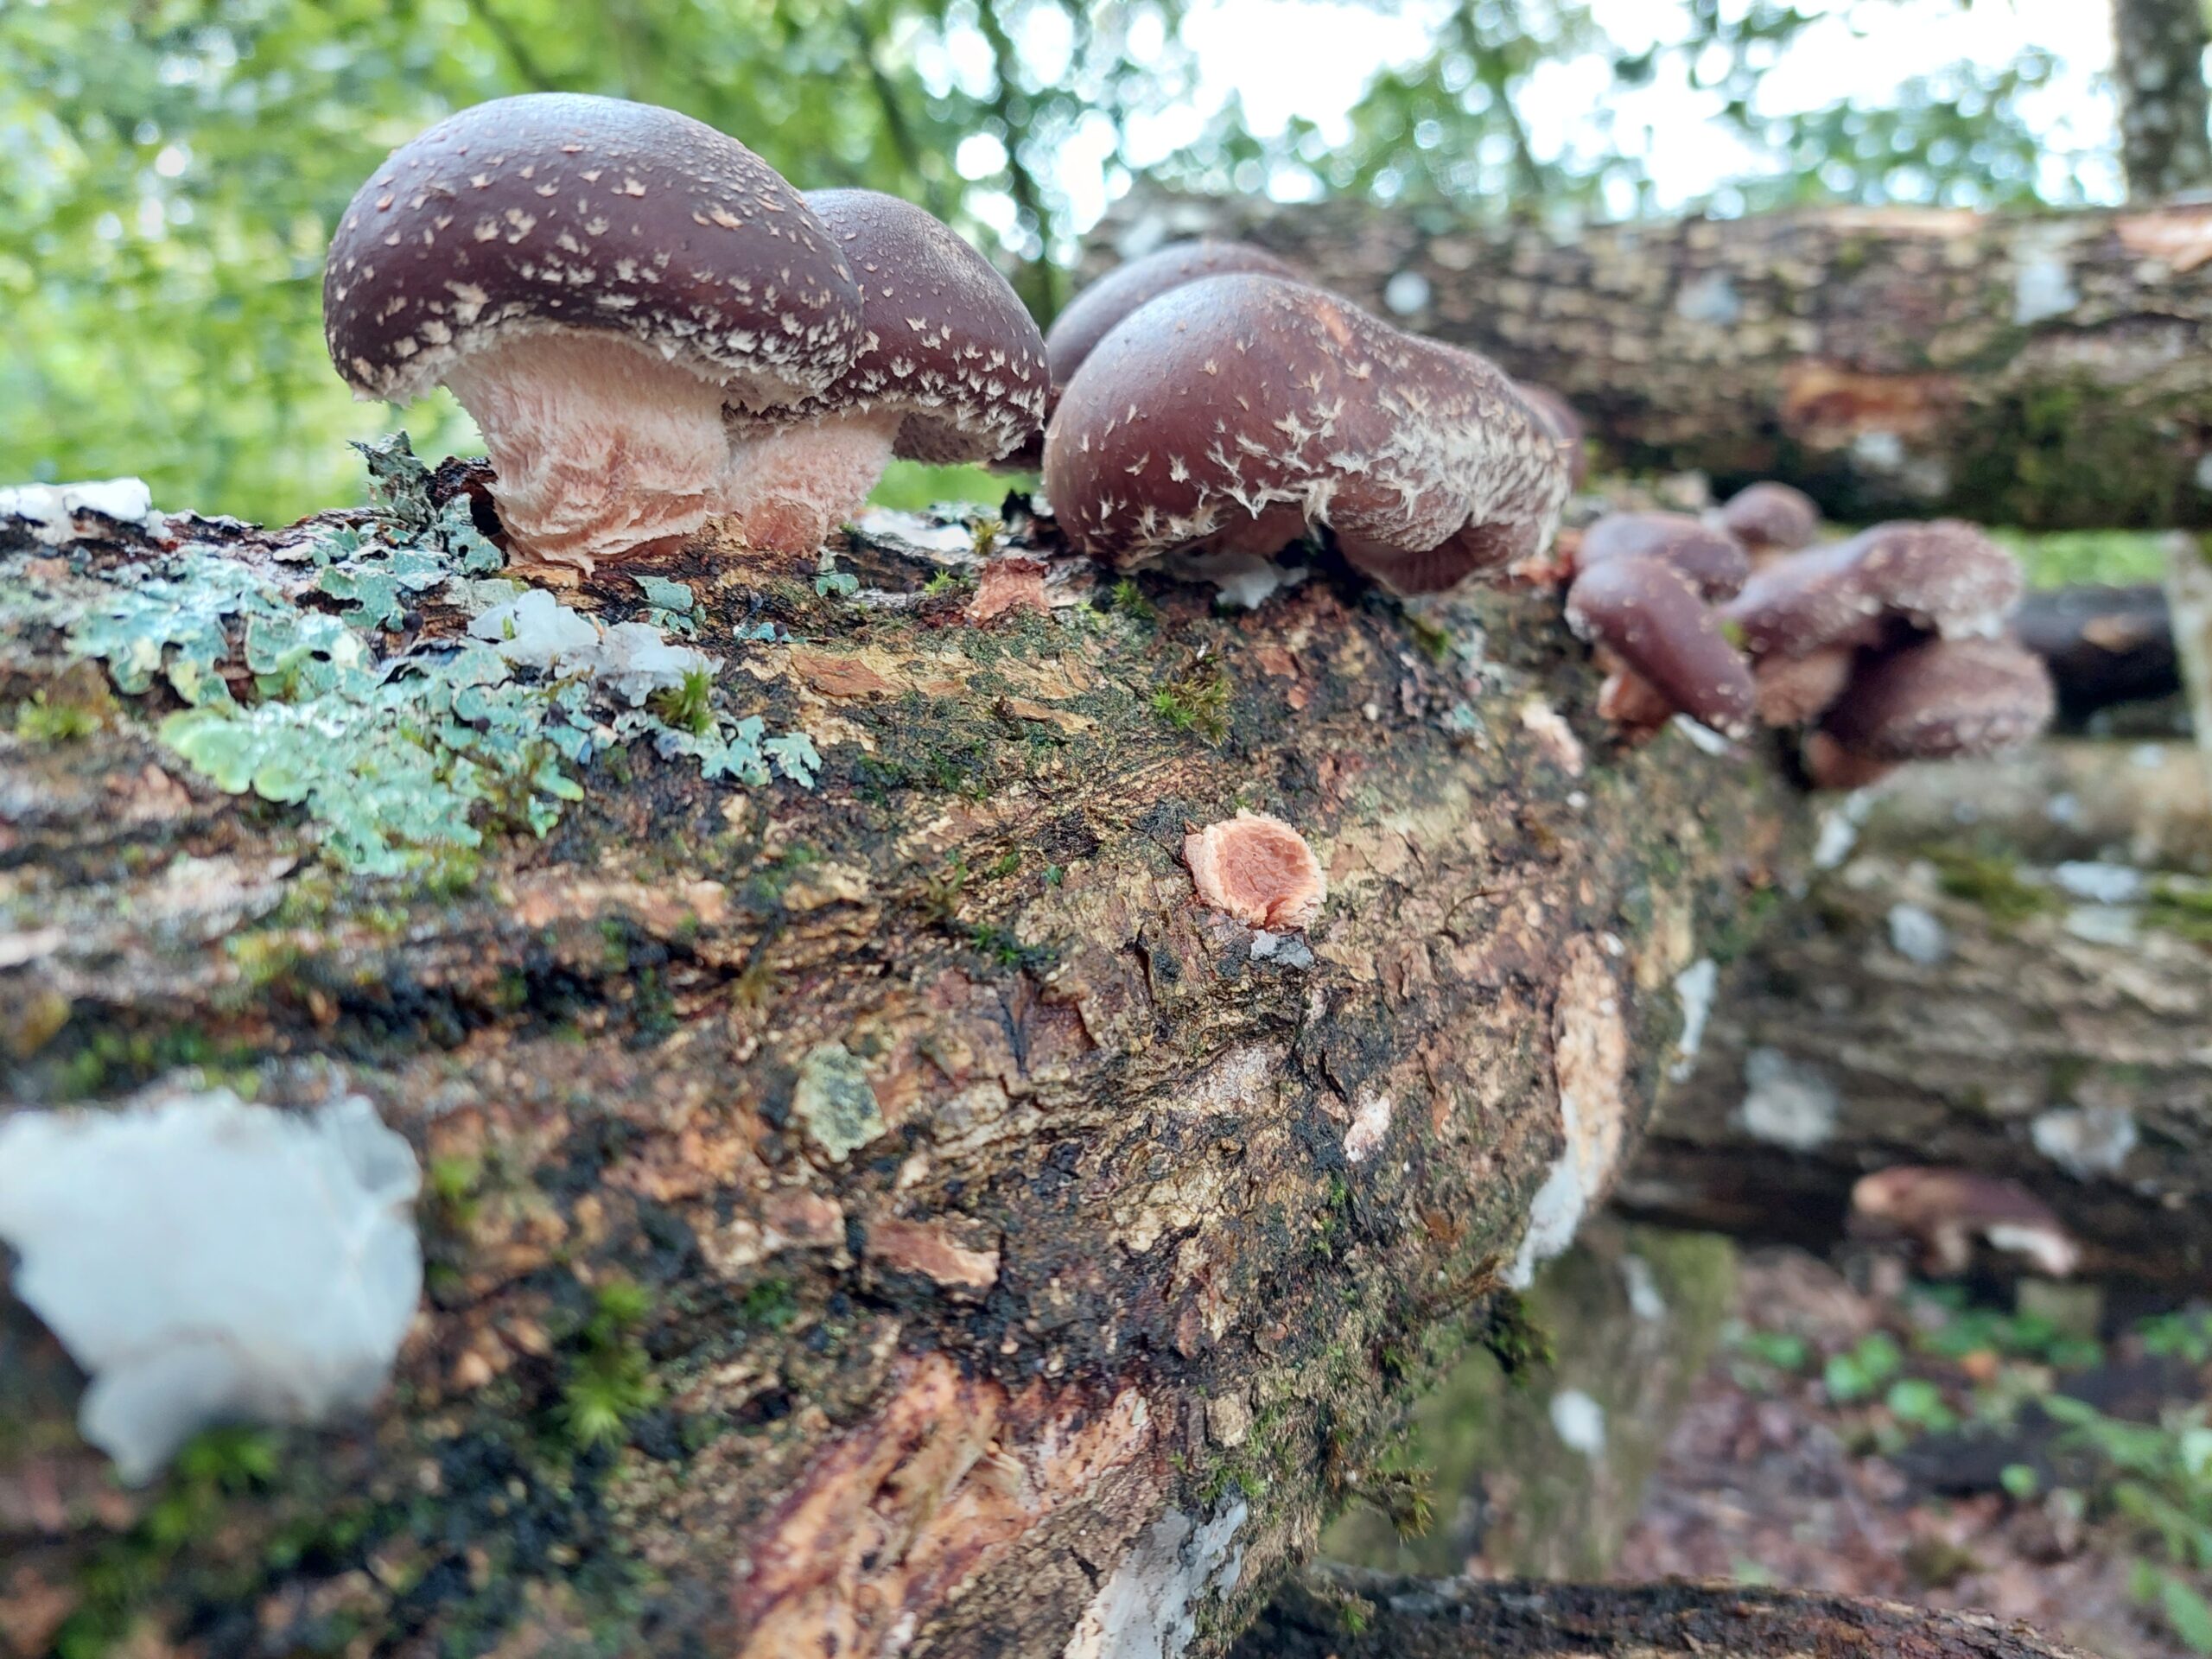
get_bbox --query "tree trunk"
[1092,195,2212,530]
[0,490,1812,1658]
[1232,1568,2104,1659]
[2113,0,2212,200]
[1620,739,2212,1287]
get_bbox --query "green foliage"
[1821,1332,1903,1403]
[1992,529,2171,590]
[2,2,2120,527]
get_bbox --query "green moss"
[54,1428,282,1659]
[11,690,100,742]
[1477,1290,1554,1382]
[647,666,715,737]
[1109,578,1156,622]
[2145,879,2212,945]
[1152,664,1231,743]
[1927,847,2056,925]
[556,1278,661,1450]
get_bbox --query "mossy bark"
[0,498,1813,1657]
[1233,1568,2105,1659]
[1096,195,2212,530]
[1624,740,2212,1287]
[1321,1221,1736,1581]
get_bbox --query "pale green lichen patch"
[793,1041,884,1162]
[6,435,825,876]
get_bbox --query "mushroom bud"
[1724,519,2024,659]
[1715,482,1819,560]
[1566,556,1756,738]
[715,188,1049,556]
[1574,512,1751,601]
[1820,636,2055,762]
[1045,239,1300,393]
[323,94,864,569]
[1044,274,1569,595]
[1851,1166,2079,1278]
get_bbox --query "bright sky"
[1036,0,2125,236]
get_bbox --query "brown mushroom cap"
[1752,645,1856,727]
[1715,482,1819,556]
[323,95,866,568]
[1514,382,1588,488]
[325,94,861,410]
[1045,239,1300,391]
[1044,273,1569,595]
[1575,512,1751,601]
[1820,636,2054,761]
[1566,556,1756,737]
[1851,1166,2079,1277]
[798,189,1048,465]
[1724,519,2024,658]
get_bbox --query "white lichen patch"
[1519,698,1585,777]
[1343,1092,1393,1165]
[1062,1501,1249,1659]
[1737,1046,1840,1151]
[1885,902,1951,966]
[2051,861,2145,905]
[2031,1104,2139,1180]
[0,477,162,543]
[1548,1389,1607,1457]
[793,1041,886,1163]
[1669,957,1718,1083]
[470,588,719,703]
[0,1089,421,1484]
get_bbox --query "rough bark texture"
[1322,1220,1736,1580]
[1233,1567,2104,1659]
[1622,739,2212,1287]
[1092,195,2212,530]
[0,489,1812,1658]
[2113,0,2212,200]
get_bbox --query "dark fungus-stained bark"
[1233,1567,2104,1659]
[0,495,1809,1656]
[1624,741,2212,1287]
[1094,194,2212,530]
[2113,0,2212,202]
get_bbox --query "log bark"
[1231,1567,2103,1659]
[1620,739,2212,1287]
[1092,195,2212,530]
[2113,0,2212,200]
[2013,585,2182,727]
[0,493,1812,1657]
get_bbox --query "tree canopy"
[0,0,2146,524]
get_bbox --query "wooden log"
[1090,195,2212,531]
[0,478,1810,1658]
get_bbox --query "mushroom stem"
[444,335,734,570]
[715,408,904,557]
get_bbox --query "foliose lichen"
[10,435,824,875]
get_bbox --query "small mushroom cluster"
[324,95,1047,569]
[1037,239,1574,596]
[1564,481,2054,784]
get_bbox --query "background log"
[0,490,1811,1657]
[1090,195,2212,531]
[1231,1567,2104,1659]
[1621,740,2212,1287]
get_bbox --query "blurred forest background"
[0,0,2174,530]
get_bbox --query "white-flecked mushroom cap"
[324,94,863,411]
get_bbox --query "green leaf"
[2158,1573,2212,1655]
